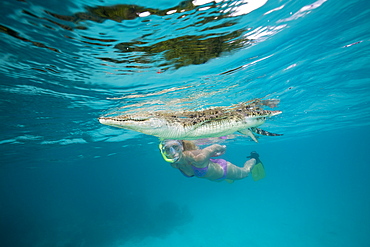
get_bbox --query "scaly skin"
[98,99,282,140]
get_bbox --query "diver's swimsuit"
[210,159,228,180]
[179,158,228,180]
[179,165,207,178]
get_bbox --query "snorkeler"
[159,140,265,183]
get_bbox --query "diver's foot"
[247,151,261,164]
[247,151,259,159]
[243,158,256,172]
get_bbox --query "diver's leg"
[225,159,256,180]
[243,158,256,172]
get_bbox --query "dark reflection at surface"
[0,24,60,53]
[0,0,254,78]
[46,1,196,24]
[108,29,248,69]
[44,0,253,71]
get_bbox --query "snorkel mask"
[159,140,183,163]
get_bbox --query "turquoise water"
[1,0,369,246]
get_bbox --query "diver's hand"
[211,144,226,157]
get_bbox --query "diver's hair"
[181,140,198,151]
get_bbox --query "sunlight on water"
[0,1,369,245]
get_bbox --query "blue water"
[1,0,369,246]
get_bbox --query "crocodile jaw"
[98,116,186,138]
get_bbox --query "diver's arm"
[204,144,226,157]
[189,144,226,163]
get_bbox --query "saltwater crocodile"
[98,99,282,142]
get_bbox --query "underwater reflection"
[0,0,253,73]
[50,0,252,70]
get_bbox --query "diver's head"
[159,140,184,163]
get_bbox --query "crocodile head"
[98,113,174,137]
